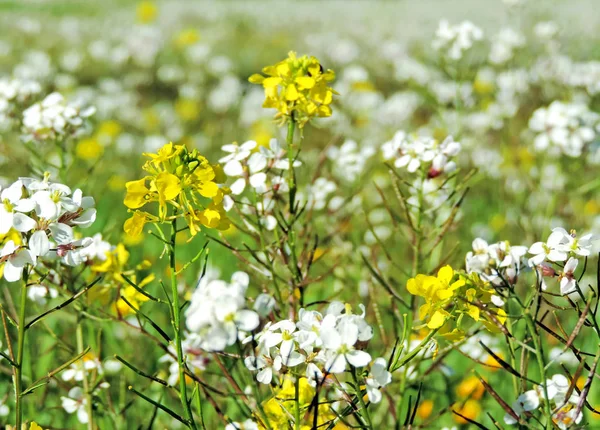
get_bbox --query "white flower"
[0,240,35,282]
[27,284,58,305]
[185,271,259,351]
[432,20,483,60]
[529,101,598,157]
[244,354,282,385]
[365,358,392,404]
[225,419,259,430]
[22,91,95,142]
[0,180,36,234]
[61,387,89,424]
[320,317,372,373]
[559,257,579,295]
[528,229,570,265]
[504,390,540,425]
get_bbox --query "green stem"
[76,320,94,430]
[286,118,296,215]
[410,173,425,312]
[170,219,197,429]
[14,269,28,429]
[351,366,373,429]
[525,311,552,428]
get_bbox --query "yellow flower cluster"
[89,243,154,317]
[255,377,347,429]
[407,266,506,336]
[249,51,337,128]
[407,265,465,329]
[123,142,230,237]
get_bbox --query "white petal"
[12,212,36,232]
[345,350,371,368]
[29,230,50,257]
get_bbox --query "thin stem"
[286,118,296,215]
[76,321,94,430]
[14,269,28,429]
[170,218,197,429]
[351,366,373,429]
[525,311,552,428]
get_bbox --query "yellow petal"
[427,311,447,329]
[437,265,453,284]
[263,77,282,88]
[285,84,299,101]
[248,74,265,84]
[155,172,181,202]
[123,212,147,237]
[124,178,150,209]
[295,76,315,89]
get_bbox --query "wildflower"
[559,257,578,295]
[432,20,483,60]
[529,101,599,157]
[136,1,157,24]
[61,387,89,424]
[504,390,540,425]
[248,51,337,127]
[407,265,465,329]
[185,271,259,351]
[123,142,230,236]
[417,400,434,419]
[22,92,95,142]
[452,399,481,424]
[365,357,392,403]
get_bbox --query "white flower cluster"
[432,20,483,60]
[382,132,461,176]
[326,139,375,183]
[466,228,597,295]
[0,77,41,131]
[489,28,525,65]
[529,101,599,157]
[465,238,528,288]
[528,227,597,295]
[220,138,299,196]
[22,92,95,142]
[505,374,582,429]
[185,271,260,352]
[0,176,97,282]
[243,302,391,403]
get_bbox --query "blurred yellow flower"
[249,51,337,128]
[174,29,200,48]
[416,399,434,419]
[76,137,103,160]
[257,377,347,429]
[175,98,201,121]
[136,1,157,24]
[452,399,481,424]
[456,375,485,400]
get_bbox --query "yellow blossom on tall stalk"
[255,377,348,429]
[407,265,464,329]
[248,51,337,128]
[123,142,230,237]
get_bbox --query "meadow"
[1,1,600,428]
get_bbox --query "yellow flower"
[407,265,464,329]
[174,29,200,48]
[114,273,155,316]
[417,399,434,419]
[256,377,347,429]
[123,142,230,237]
[452,399,481,424]
[175,98,201,121]
[123,211,148,238]
[456,376,485,400]
[249,51,337,128]
[76,137,103,160]
[97,120,122,141]
[136,1,157,23]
